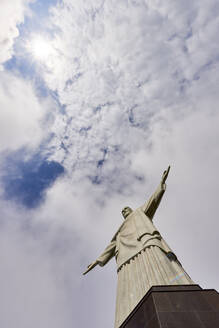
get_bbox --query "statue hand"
[83,261,98,275]
[161,166,170,185]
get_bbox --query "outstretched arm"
[83,240,116,275]
[83,261,99,275]
[142,166,170,220]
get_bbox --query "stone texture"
[120,285,219,328]
[115,247,193,327]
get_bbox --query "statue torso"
[115,207,173,271]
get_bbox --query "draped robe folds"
[95,182,194,328]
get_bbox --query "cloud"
[0,71,52,152]
[0,197,75,328]
[0,0,33,67]
[31,0,219,195]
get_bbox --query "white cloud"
[0,71,51,152]
[0,0,33,67]
[0,198,75,328]
[33,0,219,193]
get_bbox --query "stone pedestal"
[119,285,219,327]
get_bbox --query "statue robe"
[95,182,194,327]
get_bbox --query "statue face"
[122,207,133,219]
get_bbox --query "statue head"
[122,206,133,219]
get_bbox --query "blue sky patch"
[2,154,64,208]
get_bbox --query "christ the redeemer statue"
[83,167,193,327]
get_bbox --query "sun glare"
[29,36,54,61]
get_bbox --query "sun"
[28,36,54,62]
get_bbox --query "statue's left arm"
[142,166,170,220]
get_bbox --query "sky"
[0,0,219,327]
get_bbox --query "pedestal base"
[120,285,219,327]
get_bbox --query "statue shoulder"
[111,221,124,241]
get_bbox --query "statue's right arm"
[83,261,99,275]
[83,240,116,275]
